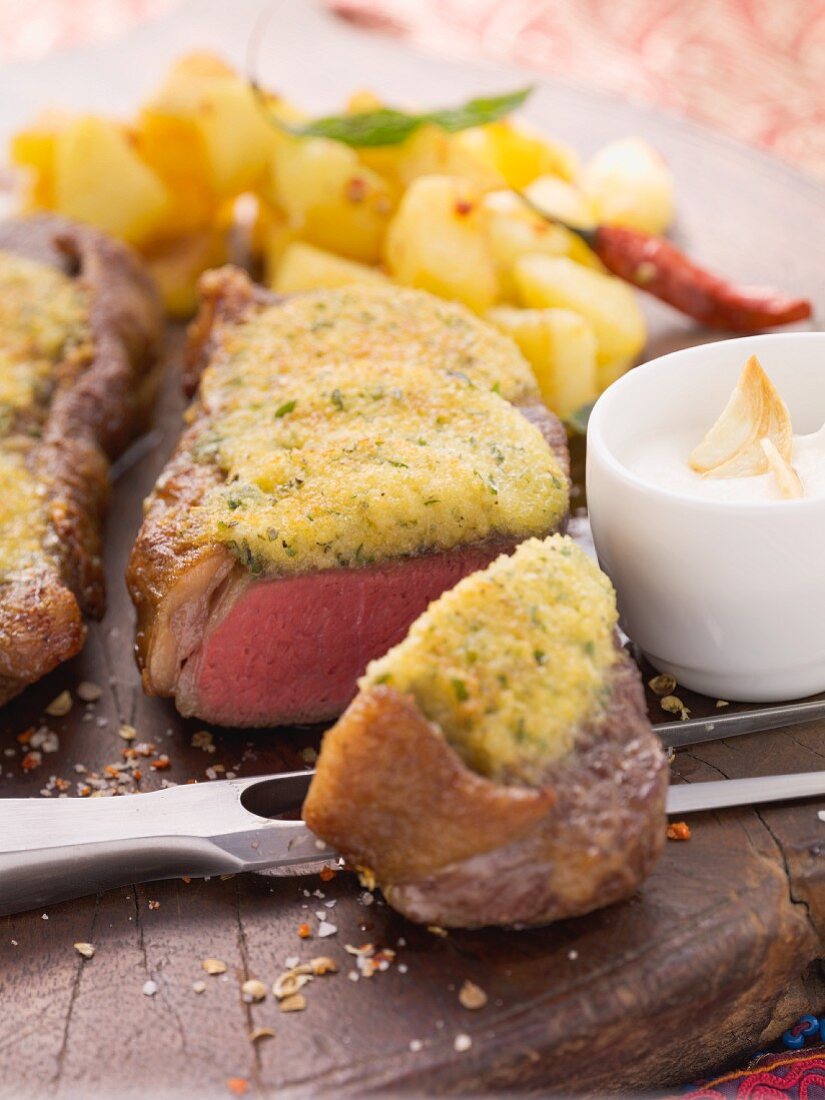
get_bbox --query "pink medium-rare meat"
[127,270,571,727]
[174,542,513,726]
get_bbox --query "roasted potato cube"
[384,175,499,313]
[144,227,229,318]
[269,137,394,264]
[134,110,215,235]
[360,124,503,193]
[9,111,72,209]
[514,254,646,367]
[146,52,279,197]
[522,175,596,229]
[454,120,579,188]
[580,138,674,235]
[480,190,574,300]
[272,242,390,293]
[487,306,598,418]
[53,116,170,246]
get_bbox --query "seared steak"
[128,273,570,726]
[0,216,161,705]
[303,537,668,929]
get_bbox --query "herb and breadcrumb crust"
[0,215,161,705]
[304,537,668,928]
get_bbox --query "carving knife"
[0,768,823,918]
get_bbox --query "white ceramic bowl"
[586,332,825,702]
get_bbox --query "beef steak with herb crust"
[127,270,570,726]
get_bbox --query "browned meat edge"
[303,647,668,929]
[128,267,571,696]
[0,216,163,705]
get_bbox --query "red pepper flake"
[226,1079,249,1097]
[21,751,42,771]
[133,769,143,782]
[103,765,121,778]
[17,728,33,745]
[151,755,171,771]
[297,922,312,939]
[667,821,692,842]
[181,876,192,885]
[78,785,92,798]
[345,177,367,203]
[454,199,473,217]
[54,778,70,792]
[319,865,337,882]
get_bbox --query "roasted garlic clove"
[689,355,793,478]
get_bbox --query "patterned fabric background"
[329,0,825,181]
[0,0,822,179]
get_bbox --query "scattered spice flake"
[343,942,395,979]
[181,876,192,885]
[151,754,171,771]
[667,821,692,842]
[454,1033,472,1052]
[45,690,72,717]
[716,699,730,708]
[427,925,448,938]
[273,971,312,1001]
[227,1078,249,1097]
[648,674,677,697]
[118,724,137,742]
[310,956,337,976]
[77,681,102,702]
[16,729,32,745]
[279,993,307,1013]
[357,866,376,891]
[241,979,268,1003]
[74,942,95,959]
[202,957,228,975]
[409,1039,423,1053]
[249,1027,275,1043]
[301,746,318,765]
[21,751,42,771]
[148,900,160,910]
[458,981,487,1010]
[319,865,337,882]
[192,980,207,994]
[191,730,215,753]
[142,980,158,996]
[297,922,311,939]
[660,695,690,721]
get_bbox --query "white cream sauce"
[621,429,825,503]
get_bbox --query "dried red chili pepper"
[592,225,813,332]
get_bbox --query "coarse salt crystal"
[409,1039,423,1052]
[143,980,158,996]
[454,1034,472,1053]
[317,921,337,938]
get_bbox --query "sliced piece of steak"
[0,216,162,705]
[128,272,570,727]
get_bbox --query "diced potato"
[455,120,579,188]
[522,175,596,229]
[10,110,74,210]
[144,227,229,318]
[53,116,170,246]
[480,190,576,300]
[514,255,646,367]
[595,354,634,392]
[146,52,279,197]
[360,124,504,194]
[487,306,598,418]
[384,175,498,313]
[272,242,390,293]
[580,138,674,235]
[134,110,215,235]
[346,89,384,114]
[269,137,394,264]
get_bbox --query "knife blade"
[0,768,823,918]
[655,697,825,750]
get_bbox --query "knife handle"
[0,777,281,916]
[0,834,240,917]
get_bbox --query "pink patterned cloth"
[0,0,822,180]
[329,0,825,180]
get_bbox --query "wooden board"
[1,2,824,1096]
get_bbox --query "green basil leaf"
[276,86,533,148]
